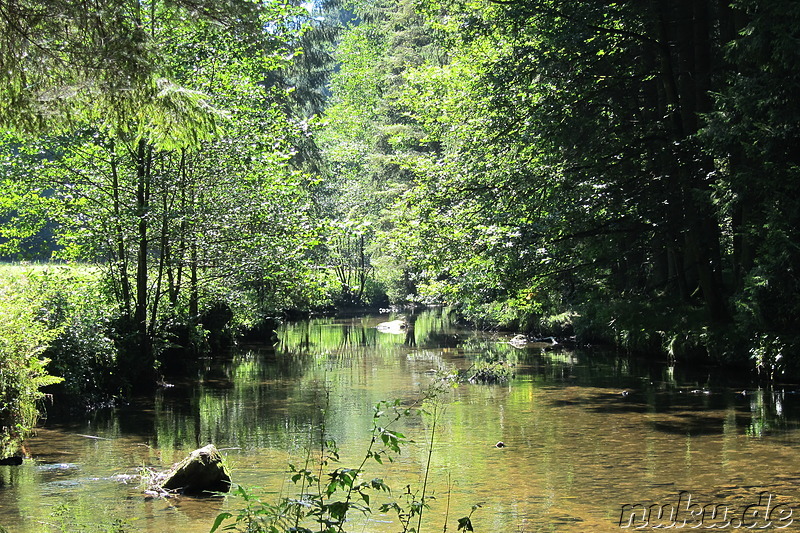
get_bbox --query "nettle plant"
[212,384,478,533]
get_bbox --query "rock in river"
[0,455,23,466]
[376,318,410,334]
[160,444,231,495]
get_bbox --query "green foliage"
[0,265,64,458]
[29,266,119,400]
[0,0,295,136]
[702,0,800,369]
[0,264,123,406]
[318,0,800,374]
[318,219,392,308]
[749,334,789,381]
[456,504,482,532]
[315,0,442,308]
[464,360,513,384]
[0,0,330,389]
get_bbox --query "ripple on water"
[4,310,800,533]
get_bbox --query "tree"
[0,0,268,132]
[705,0,800,361]
[317,0,442,304]
[0,272,63,459]
[321,0,800,364]
[1,0,323,389]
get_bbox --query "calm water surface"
[1,309,800,532]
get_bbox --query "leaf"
[370,478,390,491]
[457,516,474,532]
[209,512,233,533]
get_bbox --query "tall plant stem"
[417,402,438,533]
[294,443,314,530]
[442,472,451,533]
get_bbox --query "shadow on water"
[1,307,800,532]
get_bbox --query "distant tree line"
[321,0,800,374]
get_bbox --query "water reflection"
[1,308,799,532]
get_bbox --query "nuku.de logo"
[618,491,794,529]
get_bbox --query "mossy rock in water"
[161,444,231,495]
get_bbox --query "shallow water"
[1,309,799,532]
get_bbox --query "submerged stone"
[161,444,231,495]
[376,318,410,334]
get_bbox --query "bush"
[0,266,63,458]
[0,264,120,411]
[574,296,709,358]
[24,266,119,402]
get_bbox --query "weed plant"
[211,376,477,533]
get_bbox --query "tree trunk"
[189,189,201,321]
[653,0,729,322]
[110,144,133,317]
[134,138,155,384]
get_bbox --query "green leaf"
[457,516,474,532]
[209,512,233,533]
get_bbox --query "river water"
[1,309,800,532]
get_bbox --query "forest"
[1,0,799,473]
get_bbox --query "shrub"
[0,267,63,458]
[22,266,120,402]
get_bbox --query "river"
[1,308,799,532]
